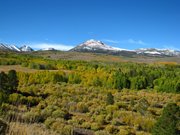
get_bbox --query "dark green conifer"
[106,92,114,105]
[152,103,180,135]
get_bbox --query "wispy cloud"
[102,39,119,43]
[127,39,147,45]
[163,45,180,50]
[104,38,147,45]
[29,43,74,51]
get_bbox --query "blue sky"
[0,0,180,50]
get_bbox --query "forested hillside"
[0,52,179,135]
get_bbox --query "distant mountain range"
[0,43,34,52]
[0,43,22,52]
[0,40,180,57]
[70,39,180,57]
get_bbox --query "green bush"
[44,117,56,128]
[8,93,22,104]
[52,109,66,119]
[76,102,89,113]
[95,115,105,125]
[91,123,101,131]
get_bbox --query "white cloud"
[127,39,147,45]
[163,45,180,51]
[102,39,119,43]
[29,43,74,51]
[109,38,148,46]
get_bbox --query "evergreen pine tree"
[0,72,8,93]
[7,70,18,93]
[152,103,180,135]
[106,92,114,105]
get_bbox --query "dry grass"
[0,65,66,73]
[6,122,58,135]
[0,65,38,73]
[32,51,180,64]
[33,51,127,62]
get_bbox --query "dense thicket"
[16,62,180,93]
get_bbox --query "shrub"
[106,105,118,114]
[91,123,101,131]
[95,130,111,135]
[44,117,56,128]
[95,115,105,125]
[76,102,89,113]
[105,125,117,134]
[134,98,149,115]
[82,122,91,129]
[52,109,66,119]
[28,62,41,69]
[8,93,22,104]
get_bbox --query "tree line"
[16,62,180,93]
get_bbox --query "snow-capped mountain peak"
[79,39,109,48]
[0,43,21,51]
[20,45,34,52]
[72,39,127,51]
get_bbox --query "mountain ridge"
[0,43,33,52]
[0,40,179,57]
[70,39,180,57]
